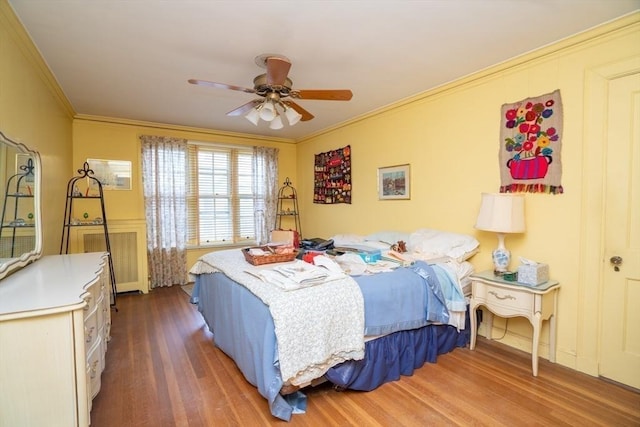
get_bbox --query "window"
[187,143,257,246]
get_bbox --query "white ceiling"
[8,1,640,141]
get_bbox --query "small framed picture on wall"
[378,164,410,200]
[87,158,132,190]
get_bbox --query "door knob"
[610,255,623,271]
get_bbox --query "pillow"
[358,240,392,250]
[407,228,479,262]
[330,234,365,247]
[364,231,411,245]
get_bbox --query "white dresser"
[0,252,112,427]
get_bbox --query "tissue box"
[517,263,549,286]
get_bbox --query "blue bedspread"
[192,260,467,421]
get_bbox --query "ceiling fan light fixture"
[245,107,260,126]
[284,106,302,126]
[269,114,284,130]
[191,54,352,129]
[259,100,276,122]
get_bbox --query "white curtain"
[140,135,188,288]
[253,146,279,245]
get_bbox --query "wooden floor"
[90,286,640,427]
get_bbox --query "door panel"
[601,72,640,389]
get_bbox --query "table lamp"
[474,193,525,275]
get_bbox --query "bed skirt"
[325,313,470,391]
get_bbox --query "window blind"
[187,143,256,246]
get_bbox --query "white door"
[600,72,640,389]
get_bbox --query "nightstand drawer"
[473,281,534,315]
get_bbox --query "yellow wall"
[3,0,638,381]
[0,2,74,256]
[71,117,297,273]
[296,14,640,375]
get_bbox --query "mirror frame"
[0,131,42,280]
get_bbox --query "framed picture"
[378,164,410,200]
[87,158,132,190]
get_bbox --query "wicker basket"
[242,247,298,266]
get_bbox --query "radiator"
[0,235,36,258]
[83,232,138,284]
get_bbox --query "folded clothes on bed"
[245,260,345,291]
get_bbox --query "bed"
[188,229,479,421]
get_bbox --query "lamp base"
[492,247,511,275]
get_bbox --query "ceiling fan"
[188,54,353,128]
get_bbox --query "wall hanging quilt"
[314,145,351,204]
[499,89,564,194]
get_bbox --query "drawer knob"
[89,360,99,379]
[85,326,95,343]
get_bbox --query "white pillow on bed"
[407,228,479,262]
[331,232,410,252]
[364,231,411,245]
[331,234,366,247]
[331,234,395,251]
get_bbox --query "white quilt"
[189,249,365,386]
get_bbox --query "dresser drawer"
[99,287,112,342]
[84,308,99,351]
[86,335,103,400]
[96,293,105,330]
[82,279,101,315]
[473,281,535,315]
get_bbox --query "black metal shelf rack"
[275,177,302,239]
[0,158,35,258]
[60,162,117,307]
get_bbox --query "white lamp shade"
[285,107,302,126]
[269,115,284,129]
[245,108,260,126]
[259,101,276,121]
[475,193,525,233]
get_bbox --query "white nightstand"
[469,270,560,376]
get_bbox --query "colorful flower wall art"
[499,89,564,194]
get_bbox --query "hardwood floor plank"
[90,286,640,426]
[394,366,506,426]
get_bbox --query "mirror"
[0,131,42,280]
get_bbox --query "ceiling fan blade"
[226,99,263,116]
[188,79,255,94]
[291,89,353,101]
[266,57,291,86]
[282,100,314,121]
